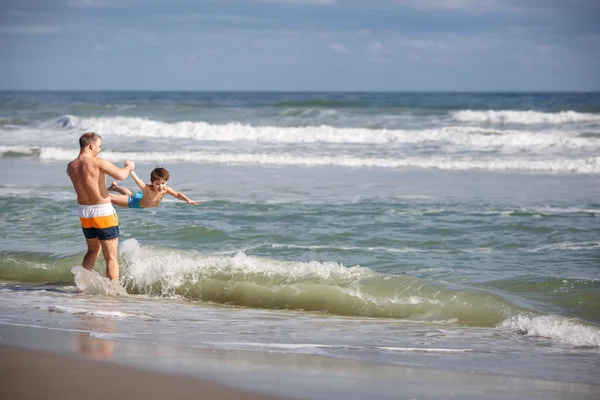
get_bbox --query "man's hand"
[124,160,135,171]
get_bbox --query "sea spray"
[500,314,600,347]
[71,266,128,296]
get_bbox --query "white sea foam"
[0,145,38,155]
[1,143,597,173]
[71,266,128,296]
[271,243,442,253]
[0,185,75,201]
[526,206,600,216]
[53,114,599,150]
[453,110,600,125]
[204,341,472,353]
[48,304,137,318]
[501,315,600,347]
[32,146,599,174]
[5,141,600,174]
[527,241,600,252]
[375,346,472,353]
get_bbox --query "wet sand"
[0,345,291,400]
[2,322,599,400]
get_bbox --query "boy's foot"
[108,182,119,191]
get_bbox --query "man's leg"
[83,238,101,271]
[100,238,119,281]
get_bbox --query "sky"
[0,0,599,91]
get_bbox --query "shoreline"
[0,344,291,400]
[1,321,600,400]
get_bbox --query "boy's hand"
[187,200,199,205]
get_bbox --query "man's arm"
[130,170,146,190]
[165,187,198,205]
[99,159,134,180]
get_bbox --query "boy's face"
[151,179,167,191]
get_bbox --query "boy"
[108,167,198,208]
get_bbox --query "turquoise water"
[0,91,599,392]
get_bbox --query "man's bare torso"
[67,155,110,205]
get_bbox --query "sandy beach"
[0,345,291,400]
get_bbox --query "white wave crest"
[501,315,600,347]
[32,146,600,174]
[0,145,38,155]
[4,144,597,174]
[453,110,600,125]
[54,115,598,149]
[119,239,373,295]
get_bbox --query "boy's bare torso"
[139,186,169,208]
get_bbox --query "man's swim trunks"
[128,191,143,209]
[78,203,119,240]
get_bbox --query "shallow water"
[1,91,599,396]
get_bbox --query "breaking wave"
[453,110,600,125]
[54,115,599,149]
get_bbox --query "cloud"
[255,0,335,4]
[145,33,160,46]
[165,13,263,24]
[0,25,61,35]
[68,0,111,7]
[538,45,550,54]
[329,43,349,54]
[393,0,516,13]
[397,38,453,52]
[367,41,385,55]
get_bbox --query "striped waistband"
[78,203,116,219]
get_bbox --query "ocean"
[0,91,599,399]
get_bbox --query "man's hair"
[150,167,170,182]
[79,132,101,149]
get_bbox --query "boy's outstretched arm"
[130,170,147,190]
[166,187,198,205]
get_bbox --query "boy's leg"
[108,182,133,196]
[110,195,130,208]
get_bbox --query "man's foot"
[108,182,119,191]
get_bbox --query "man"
[67,132,134,281]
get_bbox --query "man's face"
[91,139,102,157]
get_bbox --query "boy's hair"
[150,167,170,182]
[79,132,101,149]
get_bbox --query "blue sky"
[1,0,599,91]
